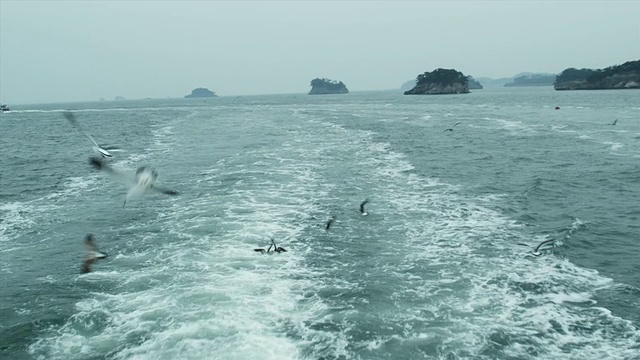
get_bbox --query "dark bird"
[441,122,462,133]
[359,199,370,216]
[611,119,618,126]
[254,237,287,254]
[532,239,555,256]
[270,237,287,253]
[64,111,123,158]
[325,215,338,231]
[81,233,107,273]
[89,156,178,207]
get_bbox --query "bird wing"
[91,250,108,259]
[101,145,123,152]
[534,239,555,253]
[360,199,369,212]
[85,241,96,252]
[64,112,100,147]
[84,132,100,147]
[89,157,136,186]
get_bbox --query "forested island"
[404,68,469,95]
[185,88,217,98]
[309,78,349,95]
[554,60,640,90]
[504,74,556,87]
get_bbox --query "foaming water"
[2,89,639,359]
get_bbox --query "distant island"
[554,60,640,90]
[504,73,556,87]
[309,78,349,95]
[467,76,483,89]
[404,68,469,95]
[185,87,218,98]
[476,73,554,87]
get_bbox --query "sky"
[1,1,639,104]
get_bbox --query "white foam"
[27,103,640,360]
[603,141,624,152]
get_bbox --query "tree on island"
[554,60,640,90]
[404,68,470,95]
[185,87,217,98]
[309,78,349,95]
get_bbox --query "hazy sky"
[1,1,639,104]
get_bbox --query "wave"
[24,103,640,360]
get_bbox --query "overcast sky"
[1,1,639,104]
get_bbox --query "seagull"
[611,119,618,126]
[442,122,462,133]
[64,111,123,158]
[89,156,178,207]
[254,237,287,254]
[532,239,555,256]
[359,199,370,216]
[325,215,338,231]
[81,233,107,273]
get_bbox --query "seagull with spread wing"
[64,111,123,158]
[89,156,179,207]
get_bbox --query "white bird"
[64,111,123,158]
[89,156,178,207]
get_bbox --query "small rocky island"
[309,78,349,95]
[404,68,470,95]
[185,87,218,98]
[554,60,640,90]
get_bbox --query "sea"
[1,87,639,360]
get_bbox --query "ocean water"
[0,88,639,360]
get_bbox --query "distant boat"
[0,104,9,112]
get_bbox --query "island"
[404,68,469,95]
[185,87,218,98]
[504,73,556,87]
[554,60,640,90]
[467,76,483,89]
[308,78,349,95]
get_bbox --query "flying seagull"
[359,199,370,216]
[325,215,338,231]
[441,122,462,133]
[64,111,123,158]
[532,239,555,256]
[89,156,178,207]
[81,233,107,273]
